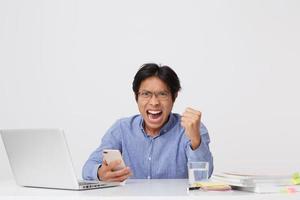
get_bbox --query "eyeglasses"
[138,90,170,101]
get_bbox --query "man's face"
[137,76,174,135]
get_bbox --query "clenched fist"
[181,107,202,150]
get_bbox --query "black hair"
[132,63,181,102]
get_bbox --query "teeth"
[148,110,161,114]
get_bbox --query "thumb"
[102,159,108,166]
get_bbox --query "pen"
[188,186,201,190]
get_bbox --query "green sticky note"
[292,172,300,185]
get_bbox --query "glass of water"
[187,161,209,185]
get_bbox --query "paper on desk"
[190,182,232,191]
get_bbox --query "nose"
[148,94,160,106]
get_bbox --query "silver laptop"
[0,129,120,190]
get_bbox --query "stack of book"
[212,171,300,193]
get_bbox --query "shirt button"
[147,176,151,179]
[148,157,151,160]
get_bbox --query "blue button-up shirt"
[82,113,213,180]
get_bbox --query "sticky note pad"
[292,172,300,185]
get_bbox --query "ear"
[134,92,138,102]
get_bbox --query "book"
[231,184,300,194]
[212,171,293,187]
[212,171,300,193]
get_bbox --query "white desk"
[0,179,299,200]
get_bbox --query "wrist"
[97,165,103,181]
[190,136,201,150]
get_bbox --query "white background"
[1,0,300,180]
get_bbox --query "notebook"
[212,171,293,187]
[0,129,120,190]
[212,171,299,193]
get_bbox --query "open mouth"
[147,110,163,122]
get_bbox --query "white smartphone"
[103,149,126,171]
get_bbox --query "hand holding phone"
[98,149,131,182]
[103,149,126,171]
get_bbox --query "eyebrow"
[139,89,169,92]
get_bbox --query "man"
[82,63,213,181]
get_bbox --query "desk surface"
[0,179,299,200]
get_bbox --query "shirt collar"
[139,113,176,137]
